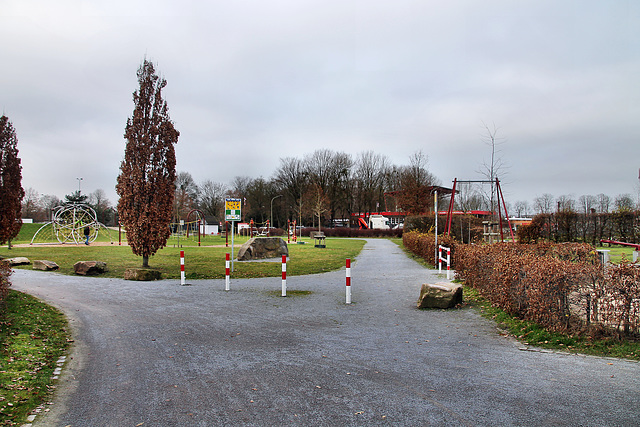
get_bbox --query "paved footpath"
[11,239,640,426]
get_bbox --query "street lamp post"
[271,195,283,231]
[77,177,83,193]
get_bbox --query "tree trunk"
[142,255,149,268]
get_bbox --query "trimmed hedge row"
[403,231,640,338]
[455,242,640,337]
[402,231,458,265]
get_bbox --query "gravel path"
[11,239,640,426]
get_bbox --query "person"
[84,226,90,245]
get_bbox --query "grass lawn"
[0,291,71,426]
[2,226,365,280]
[595,244,638,263]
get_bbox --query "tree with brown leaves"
[0,115,25,248]
[116,60,179,267]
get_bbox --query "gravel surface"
[10,239,640,426]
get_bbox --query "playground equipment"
[600,239,640,262]
[354,214,390,230]
[31,202,113,245]
[444,178,514,243]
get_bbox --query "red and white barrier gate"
[281,255,287,297]
[438,245,451,280]
[346,258,352,304]
[180,250,186,285]
[225,253,230,291]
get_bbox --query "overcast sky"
[2,0,639,208]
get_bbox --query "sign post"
[225,198,242,272]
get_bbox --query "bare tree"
[596,193,611,213]
[274,157,309,225]
[22,187,41,220]
[395,151,438,214]
[116,59,179,267]
[88,189,113,225]
[556,195,576,212]
[513,200,530,217]
[0,115,24,248]
[534,193,554,214]
[310,184,329,233]
[174,171,199,222]
[477,122,507,215]
[353,150,389,214]
[199,180,227,220]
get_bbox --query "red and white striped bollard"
[225,253,230,291]
[180,250,185,286]
[346,258,352,304]
[281,255,287,297]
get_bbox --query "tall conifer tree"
[0,115,24,248]
[116,60,179,267]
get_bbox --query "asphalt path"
[11,239,640,426]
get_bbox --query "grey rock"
[73,261,107,276]
[5,257,31,266]
[33,260,60,271]
[124,268,162,281]
[237,237,289,260]
[417,282,463,309]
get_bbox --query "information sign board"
[225,198,242,221]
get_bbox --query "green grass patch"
[596,245,638,264]
[463,286,640,361]
[0,290,71,426]
[266,289,313,297]
[0,238,365,280]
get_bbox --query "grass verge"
[463,287,640,361]
[0,238,365,280]
[0,290,71,426]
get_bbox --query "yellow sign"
[225,198,242,221]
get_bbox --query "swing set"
[443,178,514,242]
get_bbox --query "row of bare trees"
[509,192,638,218]
[168,150,441,229]
[518,211,640,245]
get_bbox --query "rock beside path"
[124,268,162,281]
[237,237,288,260]
[4,257,31,266]
[417,282,463,309]
[74,261,107,276]
[33,260,60,271]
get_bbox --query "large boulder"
[417,282,463,309]
[5,257,31,266]
[33,260,60,271]
[73,261,107,276]
[124,268,162,281]
[237,237,288,261]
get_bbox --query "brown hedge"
[404,232,639,338]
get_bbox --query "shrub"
[402,231,457,266]
[447,241,638,338]
[299,227,402,238]
[0,260,11,310]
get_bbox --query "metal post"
[434,190,438,266]
[346,258,352,304]
[281,255,287,297]
[225,253,230,291]
[231,222,236,272]
[180,250,185,286]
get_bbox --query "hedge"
[403,231,640,338]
